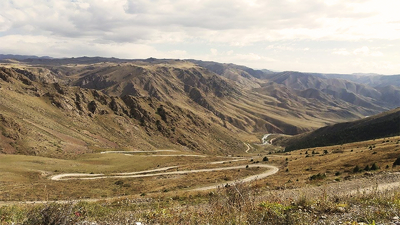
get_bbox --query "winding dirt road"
[50,165,279,182]
[244,143,252,153]
[193,165,279,191]
[101,150,178,154]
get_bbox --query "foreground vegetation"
[1,180,400,224]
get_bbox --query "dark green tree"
[353,165,361,173]
[371,163,379,171]
[393,157,400,167]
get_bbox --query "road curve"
[101,150,178,154]
[193,165,279,191]
[261,134,273,145]
[244,143,251,153]
[51,166,178,181]
[50,165,279,185]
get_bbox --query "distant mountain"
[261,71,399,110]
[321,73,400,88]
[0,54,53,61]
[278,107,400,151]
[48,58,395,133]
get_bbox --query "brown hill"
[1,57,398,158]
[0,67,244,157]
[276,107,400,151]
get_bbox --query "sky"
[0,0,399,74]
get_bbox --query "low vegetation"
[1,180,400,224]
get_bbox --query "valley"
[0,57,399,224]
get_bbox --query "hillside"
[278,107,400,151]
[0,67,244,157]
[1,57,400,157]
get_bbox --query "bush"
[24,203,78,225]
[371,163,379,171]
[353,165,361,173]
[114,180,124,186]
[393,157,400,167]
[309,173,326,180]
[262,156,269,162]
[364,165,370,171]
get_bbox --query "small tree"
[353,165,361,173]
[263,156,269,162]
[371,163,379,171]
[364,165,370,171]
[393,157,400,167]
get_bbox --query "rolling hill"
[1,56,399,157]
[277,107,400,151]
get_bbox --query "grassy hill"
[279,107,400,151]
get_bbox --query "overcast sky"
[1,0,399,74]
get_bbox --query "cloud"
[0,0,399,74]
[1,0,396,45]
[332,49,351,55]
[0,34,187,59]
[353,46,383,56]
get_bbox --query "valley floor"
[1,135,400,224]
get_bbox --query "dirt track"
[50,165,279,182]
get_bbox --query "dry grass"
[0,153,265,201]
[1,179,400,224]
[259,135,400,189]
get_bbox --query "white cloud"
[353,46,370,55]
[332,49,351,55]
[0,0,399,73]
[353,46,383,56]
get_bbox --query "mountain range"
[0,55,399,157]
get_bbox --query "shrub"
[24,203,78,225]
[263,156,269,162]
[371,163,379,171]
[309,173,326,180]
[114,180,124,186]
[353,165,361,173]
[393,157,400,167]
[364,165,370,171]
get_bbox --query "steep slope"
[43,60,377,133]
[278,108,400,151]
[0,67,244,157]
[3,57,396,138]
[263,71,397,109]
[187,59,267,88]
